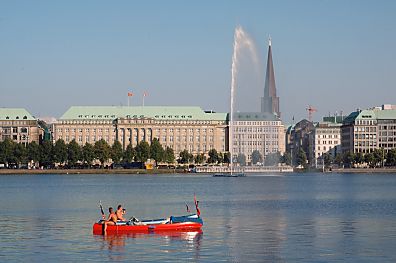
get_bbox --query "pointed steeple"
[261,36,280,117]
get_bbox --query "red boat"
[93,214,203,235]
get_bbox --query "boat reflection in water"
[95,230,203,261]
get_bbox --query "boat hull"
[93,221,202,235]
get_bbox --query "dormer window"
[23,116,27,119]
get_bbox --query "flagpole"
[142,94,145,107]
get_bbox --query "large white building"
[308,119,342,167]
[232,112,285,164]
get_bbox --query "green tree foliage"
[149,138,164,163]
[40,140,54,167]
[68,140,82,167]
[123,144,136,163]
[223,152,230,164]
[111,140,123,164]
[364,152,375,167]
[296,148,307,166]
[83,143,95,167]
[0,138,16,164]
[251,150,263,165]
[217,152,224,164]
[163,146,175,164]
[323,153,332,167]
[179,149,192,164]
[207,149,218,164]
[334,153,343,166]
[135,141,150,162]
[237,153,246,166]
[13,143,28,165]
[27,141,41,163]
[94,139,111,167]
[386,148,396,166]
[342,151,355,167]
[53,139,68,164]
[265,152,281,166]
[354,152,364,165]
[281,152,291,165]
[194,153,205,164]
[373,148,385,167]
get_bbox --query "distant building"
[232,112,285,164]
[0,108,41,144]
[286,119,315,164]
[53,106,228,157]
[341,105,396,154]
[308,117,343,167]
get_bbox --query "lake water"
[0,173,396,262]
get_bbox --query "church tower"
[261,37,280,117]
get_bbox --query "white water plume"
[230,26,261,168]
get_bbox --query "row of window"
[317,140,339,145]
[233,127,280,133]
[316,134,339,139]
[354,127,377,132]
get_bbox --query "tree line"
[291,148,396,168]
[0,138,233,168]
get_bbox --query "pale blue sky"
[0,0,395,123]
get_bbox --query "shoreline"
[1,167,396,175]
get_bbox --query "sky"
[0,0,395,123]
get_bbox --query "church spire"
[261,36,280,117]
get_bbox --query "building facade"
[53,106,227,156]
[308,120,342,167]
[232,112,285,164]
[341,105,396,154]
[0,108,40,144]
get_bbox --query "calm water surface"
[0,173,396,262]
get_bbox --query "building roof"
[343,108,396,125]
[233,112,280,121]
[59,106,227,121]
[0,108,36,121]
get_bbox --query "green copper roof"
[0,108,36,121]
[233,112,280,121]
[344,109,396,124]
[60,106,227,121]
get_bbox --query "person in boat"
[103,207,118,234]
[116,204,126,221]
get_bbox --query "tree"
[135,141,150,162]
[237,153,246,166]
[373,148,385,167]
[296,148,307,167]
[281,152,291,165]
[265,152,281,166]
[323,153,332,167]
[149,138,164,163]
[354,152,364,165]
[0,138,16,165]
[179,149,192,164]
[194,153,205,164]
[27,141,41,164]
[123,144,136,163]
[334,153,343,166]
[111,141,124,164]
[94,139,111,167]
[343,151,355,167]
[386,148,396,166]
[223,152,231,164]
[68,140,82,167]
[14,143,28,165]
[364,152,375,168]
[82,143,95,167]
[217,152,224,164]
[207,149,218,164]
[53,139,68,164]
[40,140,54,167]
[163,146,175,164]
[251,150,263,165]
